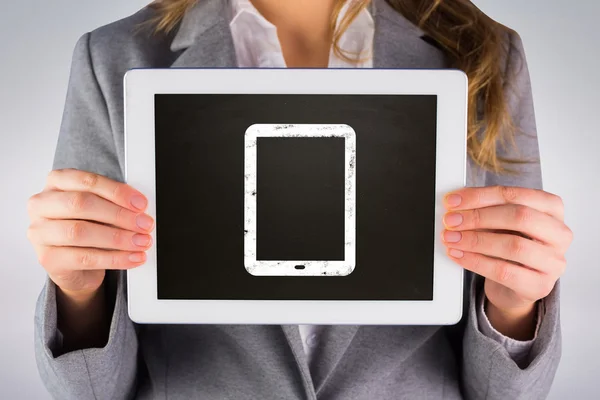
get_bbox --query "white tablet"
[124,68,467,325]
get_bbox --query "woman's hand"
[27,169,155,349]
[27,169,154,297]
[441,186,572,339]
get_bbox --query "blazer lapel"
[309,325,360,393]
[281,326,317,398]
[371,0,448,69]
[169,0,237,68]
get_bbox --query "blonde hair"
[148,0,528,173]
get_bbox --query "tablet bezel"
[244,123,357,277]
[124,68,467,325]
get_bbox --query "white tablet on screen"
[124,68,467,325]
[244,123,357,277]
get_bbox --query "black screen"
[257,137,346,261]
[154,94,437,300]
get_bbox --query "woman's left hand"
[441,186,572,334]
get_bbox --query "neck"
[250,0,337,38]
[250,0,338,67]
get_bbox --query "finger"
[444,185,564,221]
[28,219,153,251]
[443,204,568,250]
[446,249,556,302]
[441,230,566,276]
[39,246,147,272]
[28,191,154,233]
[44,169,148,212]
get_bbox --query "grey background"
[0,0,598,398]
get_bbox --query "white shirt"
[229,0,374,69]
[227,0,540,369]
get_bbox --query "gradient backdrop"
[1,0,598,398]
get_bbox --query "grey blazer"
[34,0,561,399]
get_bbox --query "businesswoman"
[28,0,572,399]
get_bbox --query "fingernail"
[131,195,147,210]
[132,234,151,247]
[449,249,464,258]
[445,194,462,207]
[136,214,154,231]
[444,212,463,227]
[444,231,462,243]
[129,252,146,263]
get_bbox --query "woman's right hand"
[27,168,155,298]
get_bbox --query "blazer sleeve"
[460,31,562,399]
[33,32,138,400]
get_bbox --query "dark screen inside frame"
[154,94,437,300]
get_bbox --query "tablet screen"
[154,94,437,300]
